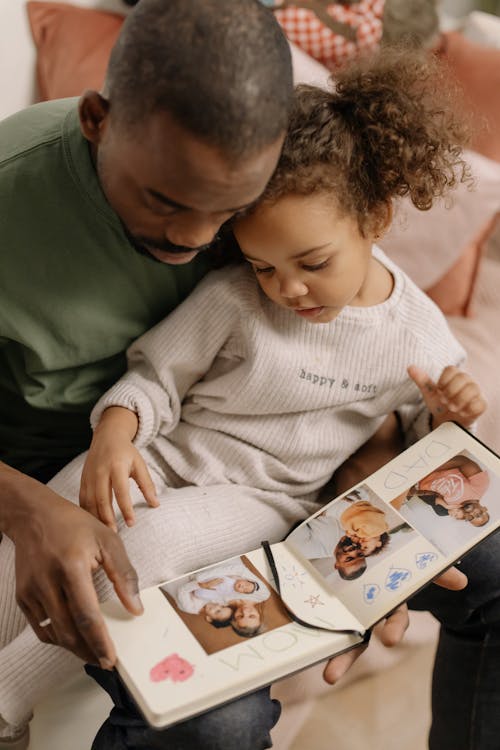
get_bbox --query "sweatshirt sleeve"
[90,269,243,448]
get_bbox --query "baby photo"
[286,485,417,592]
[390,451,500,556]
[160,555,292,655]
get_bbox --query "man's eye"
[302,260,330,272]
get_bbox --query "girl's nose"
[279,275,308,298]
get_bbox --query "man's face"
[334,536,366,578]
[82,99,283,264]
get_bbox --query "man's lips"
[144,246,200,264]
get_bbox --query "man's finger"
[322,643,368,685]
[100,535,144,617]
[17,596,57,645]
[378,605,409,647]
[62,563,117,669]
[434,566,468,590]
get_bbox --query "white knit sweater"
[91,248,465,508]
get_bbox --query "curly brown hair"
[261,47,471,237]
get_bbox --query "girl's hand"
[79,408,158,531]
[408,365,487,430]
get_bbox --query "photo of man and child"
[286,486,417,591]
[391,451,500,556]
[160,556,291,655]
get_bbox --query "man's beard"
[124,229,215,263]
[338,535,361,553]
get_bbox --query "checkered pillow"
[270,1,384,71]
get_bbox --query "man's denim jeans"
[410,529,500,750]
[89,529,500,750]
[87,664,280,750]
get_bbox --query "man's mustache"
[125,230,216,259]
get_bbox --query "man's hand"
[2,466,143,667]
[322,567,467,685]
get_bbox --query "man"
[0,1,289,747]
[0,2,489,750]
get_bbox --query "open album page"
[101,545,362,729]
[281,422,500,630]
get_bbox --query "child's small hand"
[408,365,487,429]
[80,411,158,530]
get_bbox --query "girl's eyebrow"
[243,243,333,263]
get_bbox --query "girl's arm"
[90,270,242,450]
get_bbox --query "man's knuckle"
[72,610,99,631]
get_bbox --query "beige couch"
[3,2,500,748]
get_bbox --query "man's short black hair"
[105,0,293,158]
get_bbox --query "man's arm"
[0,461,143,668]
[323,413,467,685]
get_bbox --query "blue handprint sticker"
[415,552,438,570]
[385,567,411,592]
[363,584,380,604]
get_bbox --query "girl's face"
[233,578,256,594]
[234,193,386,324]
[204,603,232,622]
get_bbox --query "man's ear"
[78,90,110,145]
[205,615,213,623]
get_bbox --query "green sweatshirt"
[0,98,208,476]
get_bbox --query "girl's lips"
[293,306,325,319]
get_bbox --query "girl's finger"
[445,382,482,412]
[95,473,118,531]
[407,365,443,412]
[132,459,159,509]
[111,469,135,527]
[438,372,470,402]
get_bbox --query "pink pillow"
[26,1,124,101]
[425,214,499,317]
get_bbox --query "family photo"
[160,555,292,654]
[391,451,500,556]
[286,485,417,592]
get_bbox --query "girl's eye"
[302,260,330,272]
[254,266,274,275]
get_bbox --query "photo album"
[100,422,500,728]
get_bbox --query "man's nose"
[165,217,220,249]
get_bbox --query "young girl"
[0,49,487,736]
[79,49,485,533]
